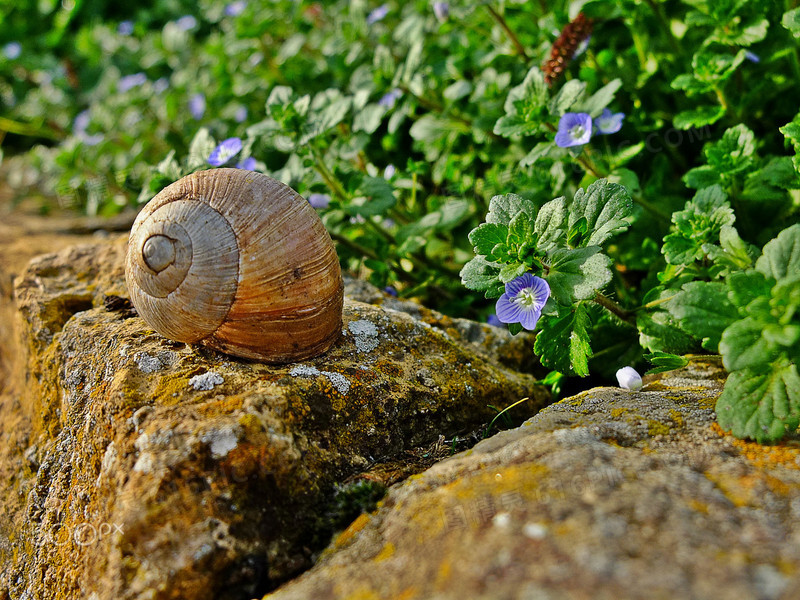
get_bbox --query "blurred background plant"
[2,0,799,438]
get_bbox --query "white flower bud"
[616,366,642,391]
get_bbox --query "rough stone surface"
[0,237,548,600]
[265,358,800,600]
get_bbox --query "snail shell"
[125,168,343,363]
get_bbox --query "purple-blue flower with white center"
[225,1,247,16]
[594,108,624,135]
[3,42,21,60]
[189,93,205,120]
[308,193,330,209]
[615,366,642,391]
[433,2,449,22]
[495,273,550,331]
[554,112,592,148]
[236,156,256,170]
[118,21,134,36]
[487,313,503,328]
[208,137,243,166]
[378,88,402,108]
[366,4,389,25]
[118,72,147,92]
[176,15,197,31]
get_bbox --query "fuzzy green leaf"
[547,247,611,304]
[643,352,690,375]
[716,361,800,443]
[486,193,537,227]
[534,196,567,251]
[460,256,503,296]
[755,224,800,281]
[469,223,508,258]
[673,106,726,130]
[568,179,632,247]
[667,281,739,351]
[533,303,592,376]
[782,7,800,39]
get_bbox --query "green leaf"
[156,150,182,180]
[347,177,396,216]
[443,80,472,101]
[534,303,592,376]
[469,223,508,257]
[486,193,537,227]
[683,165,721,189]
[520,141,556,167]
[782,7,800,39]
[494,67,548,138]
[719,316,781,372]
[548,79,586,116]
[187,128,216,171]
[716,361,800,443]
[534,196,567,251]
[667,281,739,351]
[353,104,386,134]
[508,211,533,246]
[573,78,622,117]
[460,255,503,296]
[643,352,690,375]
[755,224,800,281]
[726,270,773,313]
[546,247,611,304]
[705,124,755,175]
[568,179,632,247]
[499,262,527,283]
[673,106,726,130]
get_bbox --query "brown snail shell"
[125,168,343,363]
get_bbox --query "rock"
[265,358,800,600]
[0,237,549,600]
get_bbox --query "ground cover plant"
[1,0,799,441]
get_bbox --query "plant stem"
[484,396,530,438]
[310,145,348,201]
[633,293,678,312]
[484,5,529,60]
[0,116,60,140]
[642,0,682,56]
[592,292,636,326]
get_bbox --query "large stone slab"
[0,237,548,599]
[266,358,800,600]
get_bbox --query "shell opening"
[142,235,176,273]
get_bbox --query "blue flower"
[176,15,197,31]
[308,193,331,209]
[208,137,243,166]
[616,366,642,391]
[73,110,103,146]
[594,108,624,135]
[378,88,402,108]
[236,156,256,170]
[744,50,760,63]
[225,1,247,16]
[118,72,147,92]
[383,286,398,297]
[3,42,21,60]
[118,21,134,36]
[555,112,592,148]
[495,273,550,330]
[189,93,206,120]
[433,2,449,22]
[366,4,389,25]
[234,106,248,123]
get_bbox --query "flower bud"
[616,366,642,391]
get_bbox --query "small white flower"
[616,366,642,391]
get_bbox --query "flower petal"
[517,307,543,330]
[495,294,522,324]
[505,272,536,297]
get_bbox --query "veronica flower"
[176,15,197,31]
[3,42,21,60]
[433,2,449,22]
[366,4,389,25]
[307,193,330,209]
[616,366,642,391]
[236,156,256,170]
[495,273,550,330]
[73,110,103,146]
[594,108,624,135]
[555,112,592,148]
[225,1,247,16]
[487,314,503,328]
[383,286,398,297]
[208,137,243,166]
[744,50,760,63]
[378,88,402,108]
[189,93,206,120]
[383,164,396,179]
[118,72,147,92]
[118,21,134,36]
[234,106,248,123]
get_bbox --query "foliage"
[2,0,799,441]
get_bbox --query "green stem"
[0,116,60,140]
[632,293,678,312]
[310,145,348,201]
[484,396,530,438]
[484,5,528,60]
[642,0,682,57]
[592,292,636,326]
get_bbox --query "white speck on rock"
[201,425,239,458]
[493,512,511,528]
[523,522,548,540]
[189,371,224,391]
[134,352,163,373]
[348,319,380,352]
[290,365,321,377]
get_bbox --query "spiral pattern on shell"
[125,168,343,363]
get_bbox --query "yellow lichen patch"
[688,499,709,514]
[332,513,371,550]
[610,407,629,419]
[195,393,246,418]
[668,409,684,427]
[395,588,419,600]
[647,420,672,437]
[373,541,395,562]
[151,373,191,405]
[711,422,800,470]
